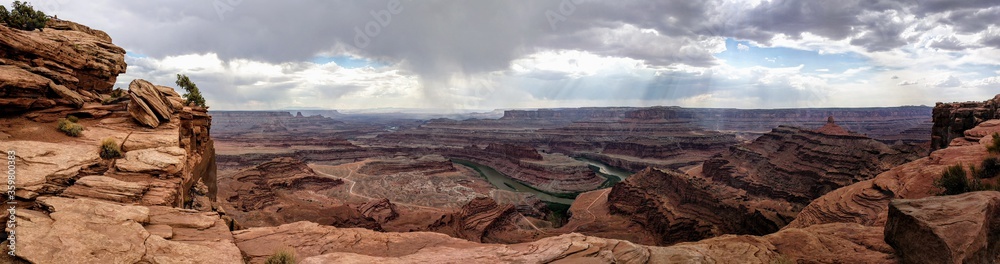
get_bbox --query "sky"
[10,0,1000,110]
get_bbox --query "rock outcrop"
[608,168,785,245]
[446,145,604,194]
[0,18,126,113]
[358,198,399,224]
[884,191,1000,264]
[427,197,537,243]
[791,109,1000,228]
[127,79,175,128]
[485,143,544,161]
[0,18,230,263]
[218,157,365,228]
[703,122,921,206]
[932,94,1000,151]
[605,119,922,246]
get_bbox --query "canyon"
[0,17,997,264]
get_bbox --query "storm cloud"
[13,0,1000,110]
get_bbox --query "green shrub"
[66,115,79,123]
[934,165,971,195]
[935,163,1000,195]
[978,157,1000,179]
[0,1,49,31]
[264,249,296,264]
[56,118,83,137]
[99,138,122,159]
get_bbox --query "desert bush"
[57,117,83,137]
[99,138,122,159]
[935,163,1000,195]
[264,249,296,264]
[66,115,79,123]
[978,157,1000,179]
[0,1,49,31]
[934,164,971,195]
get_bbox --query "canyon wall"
[931,94,1000,151]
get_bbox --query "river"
[452,158,634,205]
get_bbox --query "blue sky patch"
[312,55,384,69]
[715,39,870,74]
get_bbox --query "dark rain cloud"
[8,0,999,109]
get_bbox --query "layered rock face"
[932,94,1000,151]
[0,18,126,113]
[427,197,538,243]
[445,145,603,194]
[218,157,366,228]
[501,106,933,143]
[790,117,1000,228]
[703,121,922,206]
[608,168,785,245]
[606,119,921,245]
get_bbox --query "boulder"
[128,92,160,128]
[884,191,1000,264]
[128,79,173,121]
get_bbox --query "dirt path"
[561,188,611,233]
[313,165,444,212]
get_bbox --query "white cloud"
[119,53,421,110]
[935,75,963,87]
[737,43,750,51]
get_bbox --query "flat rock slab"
[115,146,185,175]
[122,131,181,152]
[62,176,149,203]
[11,196,242,263]
[6,141,100,199]
[885,191,1000,264]
[148,206,220,230]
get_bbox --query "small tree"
[175,74,207,108]
[0,1,49,31]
